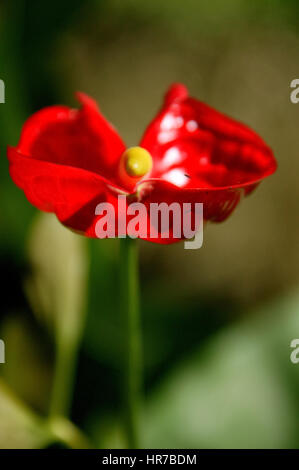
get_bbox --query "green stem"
[119,237,142,449]
[49,337,80,419]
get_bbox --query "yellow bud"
[122,147,153,178]
[119,147,153,190]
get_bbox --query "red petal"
[140,83,276,194]
[8,147,125,236]
[133,178,241,244]
[17,92,126,180]
[136,83,277,236]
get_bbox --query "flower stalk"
[119,237,142,449]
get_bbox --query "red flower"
[7,84,276,243]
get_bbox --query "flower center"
[123,147,152,177]
[119,147,153,190]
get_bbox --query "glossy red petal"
[140,83,277,195]
[16,92,126,181]
[133,178,241,243]
[8,147,125,236]
[136,83,277,235]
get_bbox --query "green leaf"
[25,213,88,345]
[0,379,52,449]
[144,291,299,448]
[0,313,52,413]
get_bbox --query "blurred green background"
[1,0,299,449]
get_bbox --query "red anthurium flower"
[7,84,276,243]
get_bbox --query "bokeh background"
[1,0,299,448]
